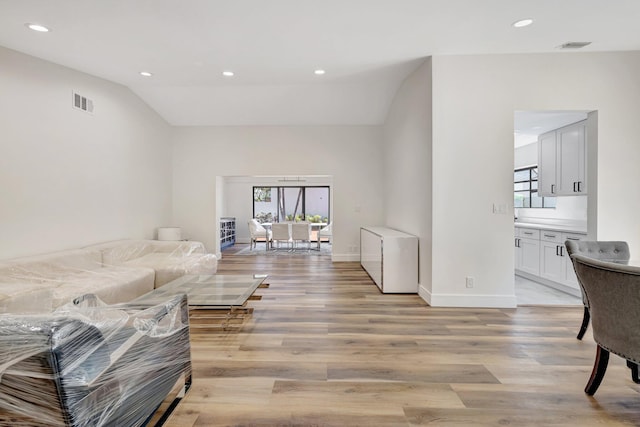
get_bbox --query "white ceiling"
[1,0,639,126]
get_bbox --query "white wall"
[171,126,384,259]
[0,46,172,259]
[430,51,640,307]
[382,58,433,296]
[514,141,538,168]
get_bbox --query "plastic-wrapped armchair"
[0,292,192,426]
[248,219,272,250]
[317,223,332,250]
[565,240,630,339]
[571,254,640,395]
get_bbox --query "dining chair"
[248,219,271,250]
[571,254,640,395]
[271,223,292,251]
[317,223,332,250]
[292,222,312,251]
[565,240,630,339]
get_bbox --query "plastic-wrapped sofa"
[0,239,217,313]
[84,240,218,288]
[0,292,192,426]
[0,248,155,313]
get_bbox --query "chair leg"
[577,306,590,340]
[585,345,610,396]
[626,360,640,384]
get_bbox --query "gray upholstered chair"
[571,254,640,395]
[565,240,630,339]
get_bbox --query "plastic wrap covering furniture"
[86,240,218,288]
[0,249,156,313]
[248,219,272,250]
[0,293,192,426]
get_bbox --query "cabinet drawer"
[540,230,562,243]
[562,232,586,243]
[518,229,540,239]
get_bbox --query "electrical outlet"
[466,277,474,288]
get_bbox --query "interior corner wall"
[382,58,433,299]
[170,126,384,258]
[431,51,640,307]
[0,46,173,259]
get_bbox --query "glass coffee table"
[133,274,268,330]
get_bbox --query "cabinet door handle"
[551,184,555,194]
[544,234,556,238]
[577,181,582,192]
[560,246,564,257]
[524,231,533,235]
[573,182,577,192]
[556,245,560,256]
[567,237,580,241]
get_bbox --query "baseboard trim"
[332,253,360,262]
[419,285,517,308]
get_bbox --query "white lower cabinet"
[540,240,565,283]
[515,233,540,276]
[515,226,585,293]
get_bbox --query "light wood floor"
[165,244,640,426]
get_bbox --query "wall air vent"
[558,41,592,49]
[72,91,94,114]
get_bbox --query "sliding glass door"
[253,186,329,224]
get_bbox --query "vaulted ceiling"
[1,0,639,126]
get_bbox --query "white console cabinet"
[360,227,418,293]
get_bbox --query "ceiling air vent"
[72,91,94,114]
[558,41,592,50]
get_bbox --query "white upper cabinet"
[538,120,587,196]
[538,132,557,195]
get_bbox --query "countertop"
[514,221,587,234]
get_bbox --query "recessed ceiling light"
[513,19,533,28]
[314,69,326,75]
[139,71,153,77]
[222,71,234,77]
[25,23,50,32]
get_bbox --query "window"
[253,186,330,223]
[514,166,556,208]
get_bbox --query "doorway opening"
[513,110,596,305]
